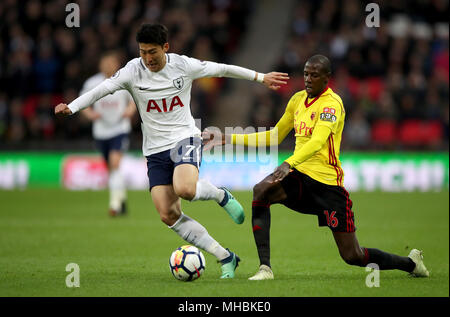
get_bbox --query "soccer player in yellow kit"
[204,55,429,280]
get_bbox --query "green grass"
[0,189,448,297]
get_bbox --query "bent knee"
[174,184,196,201]
[158,209,181,226]
[253,182,268,200]
[340,251,365,267]
[153,201,181,226]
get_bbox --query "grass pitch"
[0,189,448,297]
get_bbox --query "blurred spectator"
[0,93,7,138]
[343,106,371,150]
[33,42,60,93]
[248,85,282,129]
[6,98,26,143]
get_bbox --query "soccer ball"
[169,245,206,281]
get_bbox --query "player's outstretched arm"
[54,103,73,116]
[260,72,289,91]
[188,57,289,91]
[56,70,129,118]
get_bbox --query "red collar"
[305,86,328,108]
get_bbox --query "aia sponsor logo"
[146,96,185,113]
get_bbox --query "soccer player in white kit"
[80,51,136,217]
[55,23,289,278]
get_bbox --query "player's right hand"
[262,72,289,91]
[54,103,72,116]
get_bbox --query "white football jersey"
[80,73,132,140]
[68,53,258,156]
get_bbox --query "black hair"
[136,23,168,46]
[306,55,331,75]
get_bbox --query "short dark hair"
[136,23,168,46]
[306,55,331,75]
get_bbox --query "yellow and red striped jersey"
[232,87,346,186]
[284,87,345,186]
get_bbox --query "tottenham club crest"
[173,77,184,90]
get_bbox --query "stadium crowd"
[0,0,448,151]
[249,0,449,151]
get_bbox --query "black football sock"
[363,247,416,272]
[252,200,271,268]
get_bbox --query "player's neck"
[159,54,167,71]
[155,54,168,73]
[307,85,328,99]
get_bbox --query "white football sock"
[109,169,126,210]
[169,213,230,261]
[191,178,225,203]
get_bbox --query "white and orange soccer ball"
[169,245,206,281]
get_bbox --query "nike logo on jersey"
[138,86,152,91]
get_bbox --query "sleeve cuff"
[68,104,79,114]
[254,72,264,83]
[284,158,294,168]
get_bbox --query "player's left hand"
[272,162,291,182]
[262,72,289,91]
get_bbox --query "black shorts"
[279,169,356,232]
[95,133,129,163]
[146,137,202,190]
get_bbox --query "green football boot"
[218,187,245,224]
[220,249,240,279]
